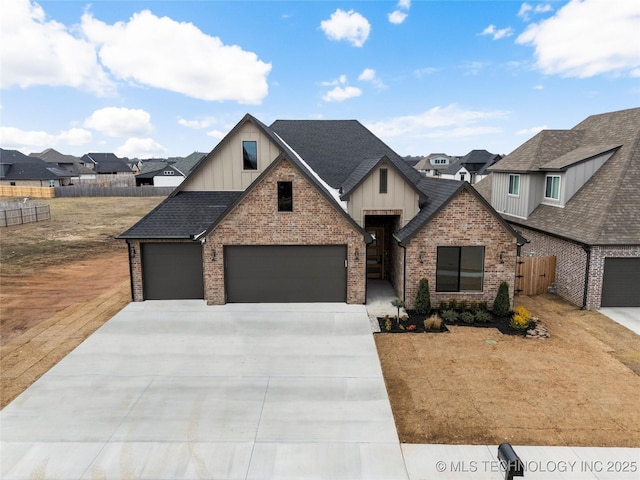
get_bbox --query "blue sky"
[1,0,638,159]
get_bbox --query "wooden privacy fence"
[54,186,174,197]
[515,256,556,296]
[0,202,51,227]
[0,186,55,198]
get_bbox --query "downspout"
[395,237,407,305]
[126,240,135,301]
[581,245,591,309]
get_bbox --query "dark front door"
[224,245,347,303]
[141,243,204,300]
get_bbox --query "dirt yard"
[1,195,639,447]
[0,196,162,407]
[375,294,640,447]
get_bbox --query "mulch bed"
[376,310,528,335]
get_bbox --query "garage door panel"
[601,258,640,307]
[142,243,204,300]
[225,245,347,303]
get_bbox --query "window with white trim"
[545,175,560,200]
[508,174,520,196]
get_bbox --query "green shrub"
[458,300,468,312]
[391,298,405,319]
[414,278,431,315]
[440,309,459,323]
[438,301,448,311]
[478,301,488,311]
[469,301,479,313]
[460,311,475,324]
[384,315,392,332]
[448,299,458,312]
[474,310,492,323]
[492,281,511,318]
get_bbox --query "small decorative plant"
[460,311,475,324]
[407,324,416,332]
[474,310,492,323]
[414,278,431,315]
[492,281,511,318]
[391,298,405,320]
[478,301,488,311]
[458,300,469,313]
[384,315,392,332]
[510,306,532,331]
[438,301,448,312]
[440,309,459,323]
[448,299,458,312]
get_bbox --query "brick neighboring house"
[486,107,640,309]
[0,149,72,187]
[119,114,521,307]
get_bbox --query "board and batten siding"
[347,163,419,227]
[181,123,281,192]
[562,152,613,204]
[492,172,537,219]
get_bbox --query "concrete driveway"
[599,307,640,335]
[0,301,408,480]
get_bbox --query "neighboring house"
[119,114,521,308]
[486,107,640,309]
[413,153,459,177]
[30,149,95,181]
[440,150,502,185]
[136,160,186,187]
[0,149,72,187]
[80,153,133,175]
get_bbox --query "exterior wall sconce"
[419,252,425,263]
[499,252,505,263]
[354,248,360,261]
[211,249,216,262]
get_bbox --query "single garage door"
[225,245,347,303]
[601,258,640,307]
[142,243,204,300]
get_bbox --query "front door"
[366,227,384,279]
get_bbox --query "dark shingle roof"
[493,107,640,245]
[0,149,70,180]
[118,191,243,239]
[82,153,132,173]
[270,119,423,189]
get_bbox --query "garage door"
[142,243,204,300]
[601,258,640,307]
[225,245,347,303]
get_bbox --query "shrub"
[478,301,488,311]
[492,281,511,318]
[458,300,468,312]
[469,301,479,313]
[425,314,443,330]
[414,278,431,315]
[474,310,492,323]
[438,301,448,312]
[384,315,392,332]
[510,306,532,331]
[460,311,475,324]
[391,298,405,319]
[440,309,459,323]
[448,299,458,312]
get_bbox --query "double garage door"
[141,243,347,303]
[601,258,640,307]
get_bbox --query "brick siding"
[395,189,517,310]
[203,159,366,304]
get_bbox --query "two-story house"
[440,150,502,185]
[486,107,640,309]
[413,153,458,177]
[119,114,521,308]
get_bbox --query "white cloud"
[0,126,92,152]
[517,125,548,136]
[322,74,348,87]
[358,68,386,89]
[320,9,370,47]
[323,86,362,102]
[518,3,553,21]
[533,84,544,90]
[414,67,440,79]
[0,0,113,95]
[388,11,408,25]
[388,0,411,25]
[480,24,514,40]
[81,9,271,103]
[517,0,640,78]
[115,137,167,158]
[207,130,225,140]
[178,117,216,129]
[84,107,152,138]
[365,104,509,141]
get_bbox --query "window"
[436,246,484,292]
[278,181,293,211]
[379,168,388,194]
[508,174,520,196]
[49,180,55,187]
[459,173,466,182]
[163,170,174,176]
[545,175,560,200]
[242,141,258,170]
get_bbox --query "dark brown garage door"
[601,258,640,307]
[142,243,204,300]
[225,245,347,303]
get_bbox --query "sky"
[1,0,638,159]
